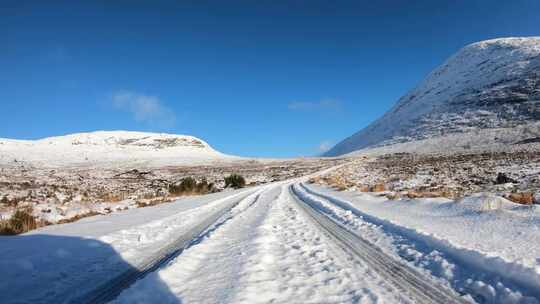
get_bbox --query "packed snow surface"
[112,184,413,304]
[304,183,540,303]
[327,37,540,156]
[0,131,237,168]
[2,177,540,303]
[0,187,255,303]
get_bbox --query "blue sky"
[1,1,539,157]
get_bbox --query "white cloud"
[288,99,343,112]
[111,90,176,128]
[318,140,333,153]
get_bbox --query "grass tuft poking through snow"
[225,174,246,189]
[0,208,47,235]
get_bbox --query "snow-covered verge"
[301,183,540,303]
[0,187,256,304]
[0,156,345,229]
[4,177,540,303]
[314,148,540,203]
[3,181,416,304]
[0,130,237,168]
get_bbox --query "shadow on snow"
[0,233,182,304]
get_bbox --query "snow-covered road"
[2,178,539,303]
[112,183,412,303]
[290,186,467,304]
[109,182,469,304]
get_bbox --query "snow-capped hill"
[35,131,212,150]
[326,37,540,156]
[0,131,235,168]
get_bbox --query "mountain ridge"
[325,37,540,156]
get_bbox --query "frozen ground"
[3,170,540,303]
[0,149,344,226]
[345,125,540,157]
[314,146,540,203]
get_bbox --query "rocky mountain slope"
[0,131,235,168]
[326,37,540,156]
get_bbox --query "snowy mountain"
[326,37,540,156]
[0,131,236,168]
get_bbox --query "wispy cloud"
[288,99,343,112]
[318,140,334,153]
[111,90,176,128]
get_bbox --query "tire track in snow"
[232,184,405,304]
[110,185,278,304]
[111,183,412,304]
[300,183,540,303]
[290,184,469,304]
[77,189,260,304]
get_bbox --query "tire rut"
[76,191,259,304]
[290,185,469,304]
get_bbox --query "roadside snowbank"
[0,188,255,304]
[301,183,540,303]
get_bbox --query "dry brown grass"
[404,190,457,199]
[169,177,215,196]
[0,195,27,207]
[308,177,322,184]
[506,192,534,205]
[56,211,101,224]
[321,175,356,191]
[358,185,370,192]
[0,208,106,234]
[136,197,176,208]
[99,192,128,203]
[0,208,49,235]
[370,183,386,192]
[385,192,400,200]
